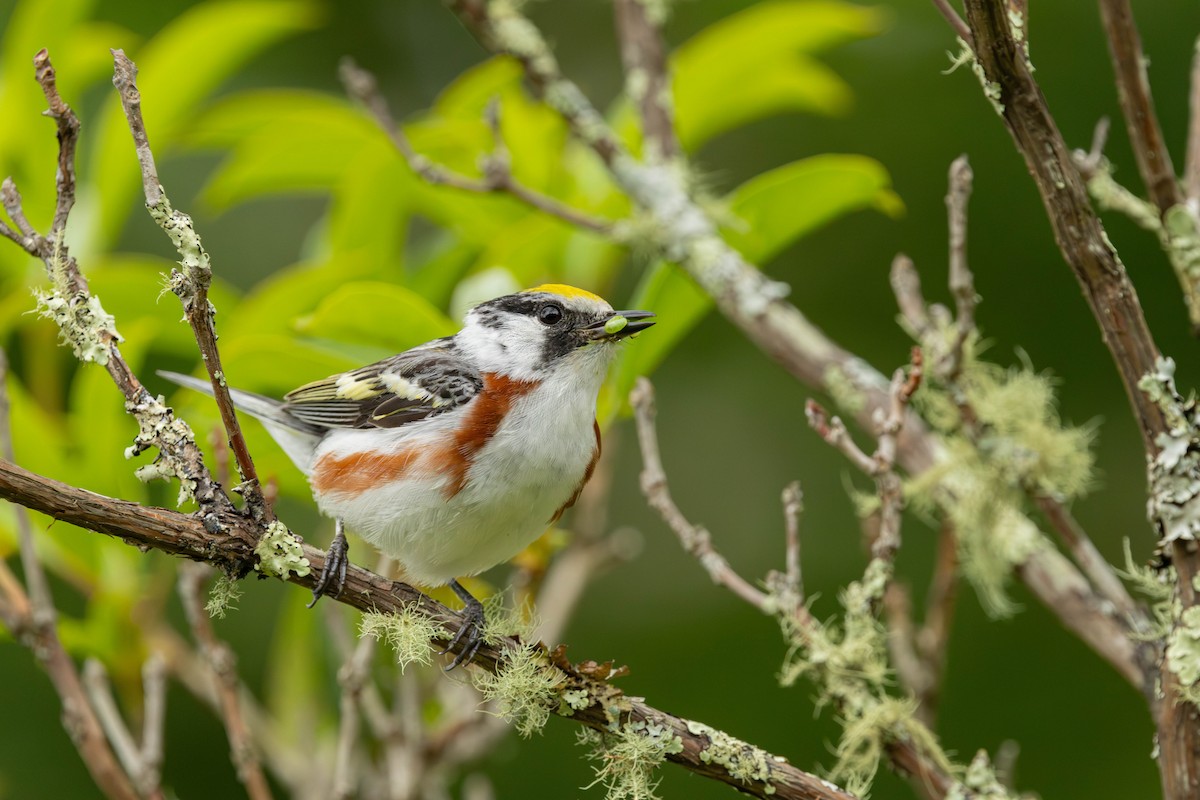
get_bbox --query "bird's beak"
[582,310,656,341]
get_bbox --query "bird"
[160,284,654,668]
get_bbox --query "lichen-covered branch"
[111,50,272,522]
[0,457,854,800]
[958,2,1200,795]
[613,0,679,162]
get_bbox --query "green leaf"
[636,0,886,152]
[602,154,901,421]
[87,0,321,249]
[294,282,456,353]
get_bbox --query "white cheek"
[458,316,547,378]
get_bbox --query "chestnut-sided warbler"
[162,284,654,667]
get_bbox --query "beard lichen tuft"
[205,574,243,619]
[471,643,565,737]
[907,351,1095,617]
[360,608,444,671]
[579,720,684,800]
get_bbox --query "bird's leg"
[439,579,486,670]
[308,518,349,607]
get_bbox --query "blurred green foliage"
[0,0,902,797]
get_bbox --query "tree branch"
[0,458,855,800]
[613,0,679,161]
[337,57,613,235]
[1097,0,1182,215]
[110,50,272,523]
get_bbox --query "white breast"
[311,358,607,586]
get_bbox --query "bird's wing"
[282,339,482,430]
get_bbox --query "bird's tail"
[157,370,323,475]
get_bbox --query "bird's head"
[457,284,655,381]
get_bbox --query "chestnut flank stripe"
[438,373,539,498]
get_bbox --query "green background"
[3,0,1200,798]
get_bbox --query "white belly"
[311,376,600,586]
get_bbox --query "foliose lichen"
[684,719,776,793]
[254,521,311,579]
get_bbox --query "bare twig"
[337,57,612,235]
[33,48,80,240]
[944,156,975,378]
[630,378,773,612]
[782,481,804,602]
[110,50,271,522]
[613,0,679,161]
[178,563,273,800]
[1187,37,1200,204]
[1097,0,1182,215]
[83,659,164,800]
[930,0,972,48]
[1032,494,1146,630]
[0,351,139,800]
[139,655,167,797]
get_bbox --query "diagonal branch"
[111,50,272,523]
[1097,0,1182,215]
[613,0,679,161]
[338,58,613,234]
[0,458,856,800]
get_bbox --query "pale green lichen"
[34,290,121,366]
[254,521,311,579]
[1166,607,1200,697]
[559,687,592,716]
[471,643,564,737]
[580,720,684,800]
[824,364,866,415]
[944,37,1004,114]
[124,393,201,505]
[944,750,1012,800]
[360,608,443,671]
[907,353,1094,615]
[1140,357,1200,543]
[684,719,776,792]
[205,574,242,619]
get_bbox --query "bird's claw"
[439,580,486,670]
[308,525,349,608]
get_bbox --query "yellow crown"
[525,283,604,303]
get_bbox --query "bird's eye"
[537,303,564,325]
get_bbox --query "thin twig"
[83,659,163,800]
[930,0,972,48]
[110,50,271,522]
[139,654,167,798]
[0,350,139,800]
[630,378,773,612]
[337,57,613,234]
[915,522,959,725]
[890,254,933,341]
[1032,493,1147,630]
[1187,36,1200,204]
[613,0,679,161]
[178,563,274,800]
[32,48,80,240]
[782,481,804,602]
[944,156,975,378]
[1097,0,1182,215]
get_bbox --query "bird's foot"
[439,579,486,671]
[308,522,349,608]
